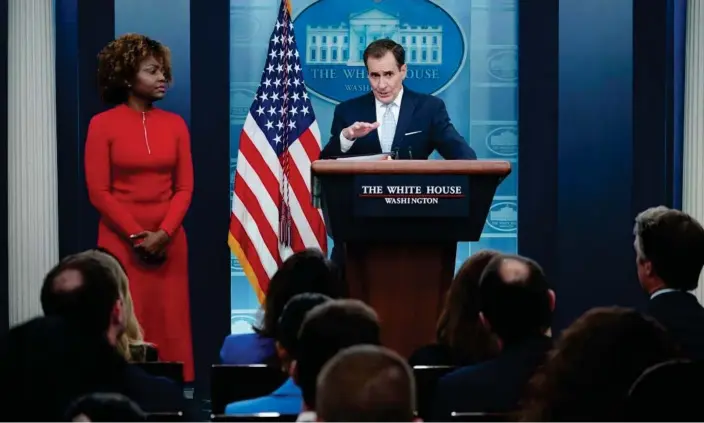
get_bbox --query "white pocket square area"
[405,130,422,136]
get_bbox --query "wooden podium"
[311,159,511,357]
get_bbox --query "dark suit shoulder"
[434,337,550,416]
[403,88,441,106]
[648,291,704,317]
[125,365,190,415]
[437,354,508,395]
[439,354,503,386]
[647,291,704,360]
[411,89,437,102]
[439,336,551,386]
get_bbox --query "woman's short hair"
[97,33,172,104]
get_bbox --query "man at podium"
[320,39,476,161]
[320,38,476,271]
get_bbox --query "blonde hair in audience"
[80,250,148,361]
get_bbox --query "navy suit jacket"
[431,335,551,419]
[320,88,476,160]
[648,291,704,361]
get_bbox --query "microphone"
[391,147,399,160]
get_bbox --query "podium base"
[345,242,456,358]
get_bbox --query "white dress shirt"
[339,88,404,153]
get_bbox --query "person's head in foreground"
[626,359,704,421]
[316,344,417,422]
[293,299,382,412]
[519,306,680,421]
[65,392,146,422]
[276,292,333,373]
[478,254,555,346]
[41,250,127,346]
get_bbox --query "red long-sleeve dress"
[85,104,194,381]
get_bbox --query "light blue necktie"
[380,103,396,152]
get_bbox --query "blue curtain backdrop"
[518,0,686,331]
[228,0,520,334]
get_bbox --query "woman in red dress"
[85,33,194,381]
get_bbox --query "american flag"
[228,0,327,302]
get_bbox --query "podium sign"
[354,174,470,218]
